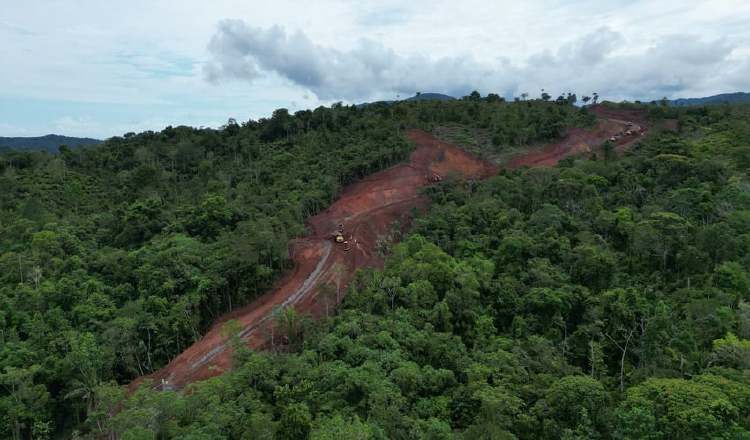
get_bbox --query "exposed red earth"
[132,107,651,391]
[131,129,494,391]
[506,105,651,168]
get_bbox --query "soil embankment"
[134,107,649,391]
[507,105,649,168]
[134,129,494,390]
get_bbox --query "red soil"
[131,129,494,391]
[507,105,650,168]
[132,108,648,391]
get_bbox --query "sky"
[1,0,750,138]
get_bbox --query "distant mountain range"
[668,92,750,106]
[0,134,101,153]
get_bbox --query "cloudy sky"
[2,0,749,138]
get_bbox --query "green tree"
[615,377,748,439]
[0,366,50,440]
[311,415,378,440]
[277,403,312,440]
[541,376,609,437]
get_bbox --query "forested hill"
[0,134,101,153]
[2,96,750,439]
[0,96,593,438]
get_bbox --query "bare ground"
[132,107,651,391]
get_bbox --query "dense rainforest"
[2,96,749,439]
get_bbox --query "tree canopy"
[2,97,750,438]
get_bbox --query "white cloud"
[0,123,34,137]
[53,116,102,137]
[204,21,748,102]
[1,0,750,137]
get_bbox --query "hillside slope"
[135,129,495,389]
[0,98,594,437]
[12,98,745,440]
[134,106,649,391]
[110,102,750,440]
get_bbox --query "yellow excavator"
[333,224,350,251]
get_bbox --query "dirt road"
[133,107,649,391]
[133,129,494,390]
[506,105,649,168]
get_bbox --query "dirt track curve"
[133,107,649,391]
[507,105,649,168]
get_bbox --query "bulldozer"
[333,234,351,251]
[332,224,351,251]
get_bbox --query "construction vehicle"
[332,223,345,242]
[332,223,351,251]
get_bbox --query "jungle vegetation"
[2,96,749,439]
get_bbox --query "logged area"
[138,130,496,389]
[0,97,605,438]
[140,106,647,390]
[506,105,650,168]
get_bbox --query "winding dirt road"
[507,105,649,168]
[132,107,650,391]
